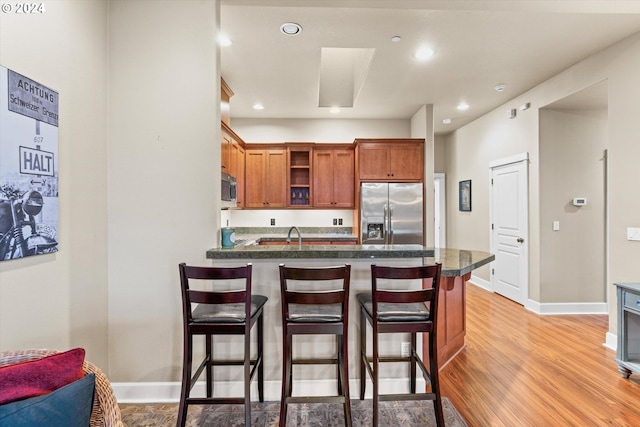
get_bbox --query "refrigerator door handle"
[388,203,394,245]
[383,204,388,245]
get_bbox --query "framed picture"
[459,180,471,212]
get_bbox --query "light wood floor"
[439,284,640,427]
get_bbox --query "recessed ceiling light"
[253,103,264,110]
[280,22,302,36]
[494,84,507,92]
[329,107,341,114]
[414,46,435,61]
[391,36,402,43]
[217,33,232,47]
[457,103,469,111]
[442,118,452,124]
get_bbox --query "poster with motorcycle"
[0,66,59,261]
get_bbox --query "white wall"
[107,0,220,381]
[230,117,410,142]
[228,209,354,228]
[0,1,110,367]
[539,108,607,303]
[410,105,435,246]
[445,30,640,335]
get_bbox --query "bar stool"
[278,264,352,427]
[177,262,268,427]
[357,263,443,427]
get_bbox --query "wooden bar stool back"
[278,264,352,427]
[357,263,443,427]
[177,262,268,427]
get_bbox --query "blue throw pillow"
[0,373,95,427]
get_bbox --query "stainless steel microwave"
[221,172,237,209]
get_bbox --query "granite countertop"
[428,248,495,277]
[210,227,494,276]
[206,244,494,277]
[207,243,433,259]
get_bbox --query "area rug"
[120,397,467,426]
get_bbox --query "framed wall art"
[459,180,471,212]
[0,66,59,262]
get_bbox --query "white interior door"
[490,154,529,305]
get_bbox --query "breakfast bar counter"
[204,245,493,399]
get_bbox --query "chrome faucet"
[286,226,302,246]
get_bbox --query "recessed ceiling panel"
[318,47,375,108]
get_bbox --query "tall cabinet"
[313,146,354,208]
[244,147,287,208]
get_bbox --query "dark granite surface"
[209,227,494,276]
[205,245,494,277]
[206,244,433,260]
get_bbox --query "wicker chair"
[0,349,124,427]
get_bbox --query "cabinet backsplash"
[223,209,355,228]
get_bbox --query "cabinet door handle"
[517,237,525,243]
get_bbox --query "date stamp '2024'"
[1,3,45,13]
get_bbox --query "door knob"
[516,237,524,243]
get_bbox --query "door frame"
[489,152,529,303]
[434,173,446,248]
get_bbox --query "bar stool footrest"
[292,357,338,365]
[186,397,248,405]
[286,396,347,405]
[378,392,437,402]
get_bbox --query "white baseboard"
[468,276,608,315]
[112,377,426,404]
[605,332,617,351]
[469,275,491,291]
[525,299,607,315]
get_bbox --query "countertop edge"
[205,246,494,277]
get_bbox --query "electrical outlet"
[401,342,411,358]
[338,218,343,226]
[270,218,275,226]
[333,218,337,225]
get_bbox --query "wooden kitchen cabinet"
[288,146,312,207]
[244,148,287,208]
[356,139,424,181]
[221,128,233,174]
[424,273,469,370]
[313,147,354,208]
[221,124,246,207]
[232,142,245,208]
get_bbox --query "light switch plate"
[553,221,560,231]
[627,227,640,241]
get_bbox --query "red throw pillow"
[0,348,85,405]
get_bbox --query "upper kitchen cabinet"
[221,77,233,127]
[221,125,233,174]
[313,146,354,208]
[356,139,424,181]
[244,146,287,208]
[221,123,246,207]
[231,140,245,208]
[287,145,312,208]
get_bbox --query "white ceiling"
[220,0,640,134]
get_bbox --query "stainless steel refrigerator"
[360,182,424,245]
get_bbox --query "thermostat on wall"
[573,197,587,206]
